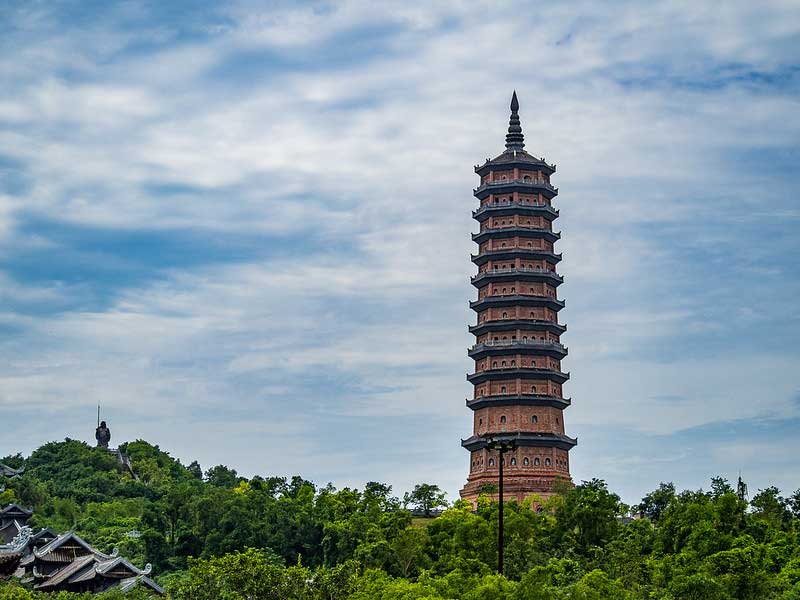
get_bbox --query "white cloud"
[0,0,798,498]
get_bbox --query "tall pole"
[498,445,504,576]
[97,405,100,428]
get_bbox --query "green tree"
[403,484,447,517]
[638,482,675,522]
[554,479,623,555]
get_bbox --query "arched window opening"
[510,457,517,466]
[532,415,538,424]
[489,458,495,466]
[500,415,507,424]
[501,386,507,394]
[523,457,529,466]
[534,458,540,466]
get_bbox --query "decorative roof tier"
[474,92,556,175]
[462,432,578,452]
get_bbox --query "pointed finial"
[505,91,525,151]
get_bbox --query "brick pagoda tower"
[460,92,576,504]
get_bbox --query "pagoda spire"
[505,90,525,152]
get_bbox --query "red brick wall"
[476,307,558,321]
[473,406,565,435]
[472,379,563,397]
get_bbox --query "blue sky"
[1,0,799,504]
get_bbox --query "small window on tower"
[489,458,495,466]
[501,386,506,394]
[545,458,552,466]
[492,361,498,368]
[523,457,529,466]
[500,415,507,424]
[534,458,540,466]
[532,415,538,424]
[510,457,517,466]
[501,361,507,367]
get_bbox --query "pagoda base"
[459,472,573,506]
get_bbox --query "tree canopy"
[2,439,800,599]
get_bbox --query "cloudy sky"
[1,0,799,504]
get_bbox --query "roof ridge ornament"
[505,90,525,152]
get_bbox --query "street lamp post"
[487,438,516,576]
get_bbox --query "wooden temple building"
[460,92,577,504]
[0,503,163,595]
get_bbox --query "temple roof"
[32,531,117,562]
[35,554,95,589]
[0,503,33,519]
[119,575,165,594]
[0,464,24,478]
[34,552,155,591]
[31,527,58,544]
[475,92,556,176]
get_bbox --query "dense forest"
[1,439,799,599]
